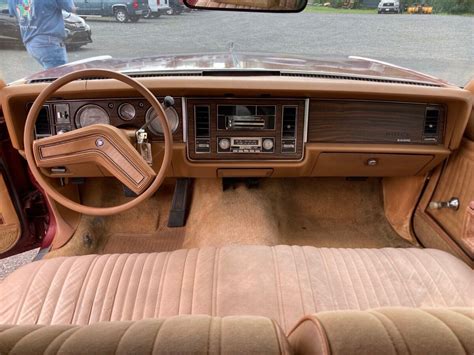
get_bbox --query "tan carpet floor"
[95,177,412,255]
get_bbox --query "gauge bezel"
[118,103,136,121]
[75,104,110,128]
[145,106,179,135]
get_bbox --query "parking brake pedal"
[167,178,193,228]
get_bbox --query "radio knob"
[262,138,274,151]
[219,138,231,151]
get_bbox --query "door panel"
[0,174,21,253]
[414,81,474,263]
[426,138,473,257]
[0,81,46,258]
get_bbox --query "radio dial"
[219,138,231,151]
[262,138,274,151]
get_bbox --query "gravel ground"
[0,11,473,85]
[0,10,472,278]
[0,248,39,280]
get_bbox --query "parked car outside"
[377,0,402,13]
[0,7,92,50]
[166,0,186,14]
[144,0,171,18]
[74,0,148,23]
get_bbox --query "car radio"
[217,105,276,131]
[217,137,275,153]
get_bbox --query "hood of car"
[23,52,449,86]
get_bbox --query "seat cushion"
[0,315,290,354]
[288,308,474,355]
[0,246,472,332]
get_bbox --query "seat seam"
[379,249,416,306]
[177,249,190,315]
[151,317,166,351]
[72,255,102,324]
[270,319,284,354]
[155,252,171,318]
[300,247,317,313]
[409,249,463,305]
[287,316,331,355]
[397,249,436,305]
[404,249,449,306]
[114,322,135,353]
[98,254,127,322]
[129,254,150,320]
[207,315,213,354]
[371,250,403,306]
[318,248,338,309]
[271,246,286,330]
[218,316,222,354]
[190,249,198,315]
[13,260,49,323]
[49,257,84,324]
[361,249,391,306]
[212,248,220,317]
[330,249,350,308]
[7,326,48,353]
[142,252,160,319]
[343,249,369,309]
[34,259,74,324]
[44,326,78,353]
[337,249,361,309]
[420,309,470,354]
[367,310,404,355]
[353,250,381,308]
[120,254,142,321]
[80,256,107,324]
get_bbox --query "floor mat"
[101,229,185,254]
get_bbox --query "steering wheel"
[24,69,173,216]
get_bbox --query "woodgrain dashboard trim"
[308,99,446,145]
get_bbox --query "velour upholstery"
[0,315,291,354]
[0,246,472,333]
[288,308,474,355]
[0,309,472,355]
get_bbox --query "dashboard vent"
[282,106,297,138]
[280,72,441,87]
[34,106,52,138]
[423,107,440,136]
[194,105,211,153]
[281,106,297,153]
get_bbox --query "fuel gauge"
[118,103,136,121]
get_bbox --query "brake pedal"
[167,178,193,228]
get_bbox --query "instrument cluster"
[34,97,183,141]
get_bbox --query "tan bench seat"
[0,246,472,333]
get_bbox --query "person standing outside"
[8,0,76,69]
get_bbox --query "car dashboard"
[1,75,471,178]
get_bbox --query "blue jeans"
[25,36,68,69]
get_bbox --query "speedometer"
[145,106,179,135]
[75,104,110,128]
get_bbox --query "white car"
[144,0,171,18]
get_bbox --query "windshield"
[0,0,472,86]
